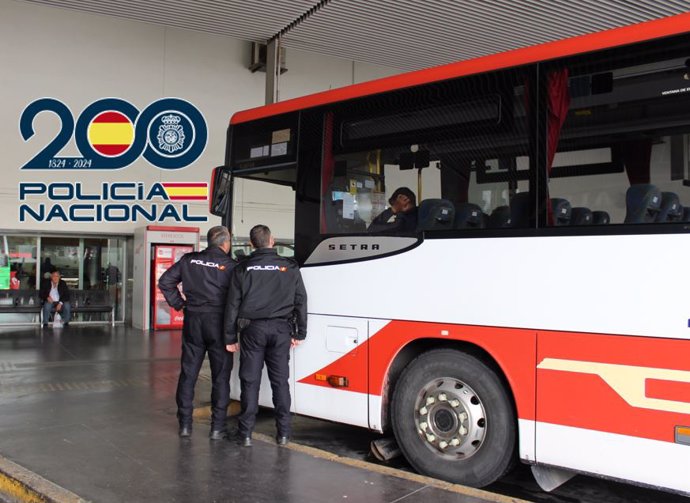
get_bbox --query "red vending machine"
[151,244,194,330]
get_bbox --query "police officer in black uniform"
[159,225,237,440]
[224,224,307,447]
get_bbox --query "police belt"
[239,316,291,325]
[238,316,297,335]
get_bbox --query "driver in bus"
[367,186,418,233]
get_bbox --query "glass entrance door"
[40,237,80,288]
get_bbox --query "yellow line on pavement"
[0,470,45,503]
[0,454,86,503]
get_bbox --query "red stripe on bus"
[537,331,690,444]
[646,379,690,403]
[538,370,689,444]
[299,322,690,443]
[230,12,690,125]
[538,331,690,370]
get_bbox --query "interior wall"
[0,0,401,240]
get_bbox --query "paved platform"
[0,325,524,503]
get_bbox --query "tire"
[391,349,516,487]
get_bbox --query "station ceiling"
[23,0,690,70]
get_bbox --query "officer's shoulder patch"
[282,257,298,267]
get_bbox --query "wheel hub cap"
[433,408,456,433]
[414,378,486,459]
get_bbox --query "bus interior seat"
[655,192,683,222]
[624,184,661,223]
[509,192,531,227]
[592,211,611,225]
[570,207,593,225]
[551,198,572,226]
[488,206,511,228]
[417,199,455,231]
[683,207,690,222]
[455,203,484,229]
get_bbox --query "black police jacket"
[367,207,418,233]
[158,246,236,313]
[224,248,307,345]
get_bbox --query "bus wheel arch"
[387,343,517,487]
[382,339,518,432]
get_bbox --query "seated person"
[368,187,418,233]
[39,269,72,328]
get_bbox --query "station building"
[0,0,399,327]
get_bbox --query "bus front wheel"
[391,349,516,487]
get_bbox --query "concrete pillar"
[265,37,281,104]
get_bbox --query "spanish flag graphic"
[87,111,135,156]
[161,183,208,201]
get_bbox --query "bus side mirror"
[210,167,232,217]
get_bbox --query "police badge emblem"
[157,114,186,154]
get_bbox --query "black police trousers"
[237,318,292,437]
[176,311,233,431]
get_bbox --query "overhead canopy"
[23,0,690,70]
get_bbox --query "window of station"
[320,72,531,235]
[0,235,127,325]
[41,237,80,288]
[547,48,690,227]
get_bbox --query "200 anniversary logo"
[18,97,209,222]
[20,97,207,170]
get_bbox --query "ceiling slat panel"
[21,0,690,71]
[22,0,322,41]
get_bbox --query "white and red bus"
[211,13,690,495]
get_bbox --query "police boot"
[235,434,252,447]
[209,430,226,441]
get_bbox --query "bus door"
[293,314,370,428]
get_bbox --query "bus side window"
[548,57,690,227]
[439,157,531,230]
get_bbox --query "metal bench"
[0,290,42,323]
[0,289,115,326]
[70,290,115,326]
